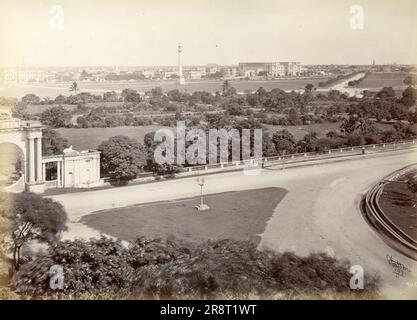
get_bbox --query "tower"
[178,43,185,85]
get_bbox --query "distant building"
[3,69,46,83]
[142,71,154,79]
[206,63,221,75]
[220,66,238,78]
[163,71,179,80]
[238,62,303,77]
[183,66,207,79]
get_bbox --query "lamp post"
[196,176,209,211]
[197,176,204,206]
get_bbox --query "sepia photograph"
[0,0,416,309]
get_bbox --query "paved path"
[50,148,417,298]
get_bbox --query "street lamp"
[196,176,210,211]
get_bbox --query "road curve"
[50,148,417,299]
[362,165,417,261]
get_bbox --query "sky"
[0,0,416,67]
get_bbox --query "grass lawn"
[81,187,287,245]
[378,170,417,241]
[1,78,328,98]
[55,125,164,149]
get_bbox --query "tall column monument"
[178,43,185,85]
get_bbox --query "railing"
[177,139,417,176]
[101,139,417,186]
[44,180,58,189]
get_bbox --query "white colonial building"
[42,146,102,189]
[0,108,103,193]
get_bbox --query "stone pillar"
[36,138,43,181]
[28,138,35,183]
[57,161,61,187]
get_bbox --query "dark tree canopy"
[21,94,41,105]
[39,105,71,128]
[272,129,296,155]
[42,128,69,156]
[121,88,142,103]
[98,135,147,181]
[400,86,417,107]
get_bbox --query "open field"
[378,170,417,242]
[355,72,408,89]
[0,78,329,98]
[82,187,286,245]
[56,125,164,149]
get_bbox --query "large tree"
[121,88,142,103]
[21,94,40,105]
[39,105,71,128]
[272,130,296,155]
[0,192,67,270]
[376,86,396,99]
[98,135,147,181]
[400,86,417,107]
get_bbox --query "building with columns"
[42,146,102,189]
[0,109,45,193]
[0,108,102,193]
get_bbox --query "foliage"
[121,88,142,103]
[407,176,417,193]
[12,237,379,299]
[98,135,147,181]
[42,128,70,156]
[21,94,41,105]
[39,105,71,128]
[0,192,67,270]
[272,130,296,155]
[400,86,417,107]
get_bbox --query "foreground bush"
[12,237,379,299]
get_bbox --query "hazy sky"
[1,0,416,67]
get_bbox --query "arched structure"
[0,108,45,193]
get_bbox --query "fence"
[176,139,417,176]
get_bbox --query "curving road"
[50,148,417,299]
